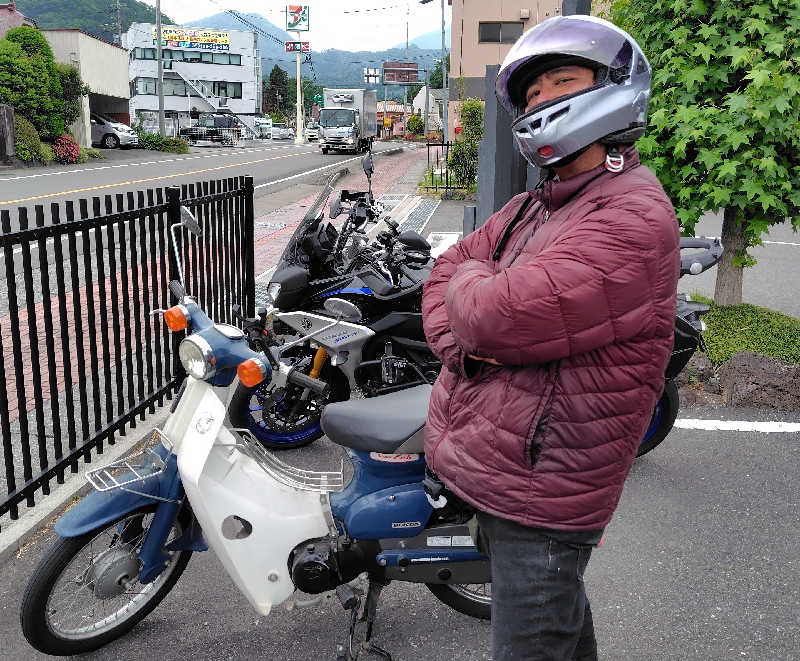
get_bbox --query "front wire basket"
[229,427,345,493]
[85,428,173,494]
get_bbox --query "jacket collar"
[534,146,641,213]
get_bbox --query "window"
[184,51,201,62]
[201,52,213,63]
[229,54,241,65]
[478,22,525,43]
[228,81,242,98]
[212,53,230,65]
[135,47,156,59]
[135,77,156,95]
[163,79,187,96]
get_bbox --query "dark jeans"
[476,511,598,661]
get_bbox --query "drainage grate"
[399,199,440,235]
[378,194,407,213]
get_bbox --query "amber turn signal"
[164,305,189,332]
[238,358,268,387]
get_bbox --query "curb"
[0,405,172,565]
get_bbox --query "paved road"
[0,140,395,221]
[1,406,798,661]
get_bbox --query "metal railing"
[424,141,467,192]
[0,176,256,530]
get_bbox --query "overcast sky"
[141,1,452,52]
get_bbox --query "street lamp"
[419,0,448,142]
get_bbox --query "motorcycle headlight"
[267,282,282,304]
[179,336,216,380]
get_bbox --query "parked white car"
[90,113,138,149]
[254,117,272,139]
[303,122,320,141]
[272,123,292,140]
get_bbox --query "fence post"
[165,186,185,382]
[243,175,256,317]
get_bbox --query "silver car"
[90,113,138,149]
[303,122,320,141]
[271,123,292,140]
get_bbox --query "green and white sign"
[286,5,310,32]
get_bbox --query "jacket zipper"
[527,360,561,468]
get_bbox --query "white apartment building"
[123,23,261,134]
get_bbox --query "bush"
[52,134,81,164]
[77,147,89,164]
[39,143,54,164]
[407,114,424,135]
[696,301,800,366]
[448,138,479,188]
[14,115,42,162]
[459,98,485,142]
[137,132,189,153]
[85,148,103,159]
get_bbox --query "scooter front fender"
[55,446,175,539]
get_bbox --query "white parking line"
[763,240,800,247]
[675,419,800,433]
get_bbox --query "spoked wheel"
[636,379,680,457]
[426,582,492,620]
[20,507,191,656]
[240,361,350,449]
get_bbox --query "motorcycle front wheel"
[236,362,351,450]
[20,506,191,656]
[636,379,680,457]
[426,582,491,620]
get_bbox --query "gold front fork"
[309,347,328,379]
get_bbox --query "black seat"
[321,385,432,453]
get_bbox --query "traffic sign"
[383,117,392,128]
[285,41,310,53]
[313,93,324,105]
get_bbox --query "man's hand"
[468,354,503,366]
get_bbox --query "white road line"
[0,145,309,183]
[254,147,401,189]
[675,418,800,433]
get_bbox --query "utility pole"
[440,0,448,142]
[424,66,430,135]
[156,0,165,136]
[403,3,409,136]
[294,31,303,144]
[115,0,122,45]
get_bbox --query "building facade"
[447,1,599,137]
[44,30,130,146]
[412,86,444,131]
[123,23,261,134]
[0,0,35,38]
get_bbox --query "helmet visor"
[497,17,632,113]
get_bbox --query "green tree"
[288,76,324,118]
[610,0,800,306]
[429,54,450,89]
[263,65,289,116]
[407,113,424,135]
[448,97,484,188]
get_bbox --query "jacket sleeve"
[421,218,499,375]
[443,198,677,366]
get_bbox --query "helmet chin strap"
[549,144,592,169]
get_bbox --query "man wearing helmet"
[422,15,680,660]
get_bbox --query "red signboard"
[382,61,419,84]
[285,41,310,52]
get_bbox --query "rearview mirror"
[362,153,374,177]
[329,191,342,219]
[180,206,201,236]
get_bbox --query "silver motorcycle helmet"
[495,15,651,168]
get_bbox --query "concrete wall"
[44,30,130,146]
[125,23,260,122]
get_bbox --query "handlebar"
[680,236,723,277]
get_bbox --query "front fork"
[288,347,328,418]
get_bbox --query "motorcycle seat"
[321,385,432,453]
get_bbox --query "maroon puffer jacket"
[422,149,680,531]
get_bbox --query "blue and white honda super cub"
[20,208,489,661]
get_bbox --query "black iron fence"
[423,141,467,193]
[0,175,255,530]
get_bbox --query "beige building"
[447,1,601,137]
[43,30,130,146]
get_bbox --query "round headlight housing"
[179,336,216,380]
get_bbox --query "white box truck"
[318,88,377,154]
